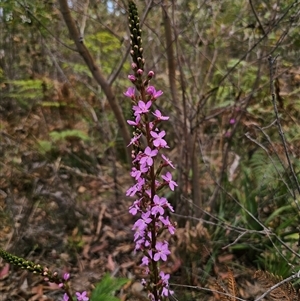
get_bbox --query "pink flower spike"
[161,154,175,169]
[153,109,169,120]
[162,172,178,191]
[151,130,168,148]
[124,87,135,98]
[75,291,89,301]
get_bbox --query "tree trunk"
[58,0,131,163]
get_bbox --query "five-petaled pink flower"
[139,147,158,167]
[133,100,152,115]
[76,291,89,301]
[153,241,171,261]
[151,195,167,215]
[141,256,150,266]
[133,211,152,232]
[162,172,178,191]
[151,130,168,148]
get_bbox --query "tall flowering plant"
[125,2,177,300]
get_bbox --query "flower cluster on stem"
[126,77,177,301]
[125,4,177,298]
[0,248,88,301]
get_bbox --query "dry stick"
[268,55,300,208]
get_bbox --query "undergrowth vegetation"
[1,0,300,300]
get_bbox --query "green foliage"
[6,79,45,107]
[90,273,129,301]
[49,130,90,142]
[85,31,124,74]
[36,140,52,154]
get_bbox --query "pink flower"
[126,178,145,197]
[129,199,141,215]
[133,100,152,115]
[127,133,141,147]
[139,147,158,167]
[161,154,175,169]
[229,118,236,124]
[146,86,163,99]
[130,167,144,181]
[151,130,168,148]
[63,273,70,281]
[141,256,150,266]
[127,115,141,126]
[161,172,178,191]
[152,109,169,120]
[133,211,152,232]
[153,241,170,261]
[75,291,89,301]
[124,87,135,98]
[162,287,174,297]
[62,293,69,301]
[151,195,167,215]
[159,271,170,284]
[159,216,176,234]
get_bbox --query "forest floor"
[0,99,276,301]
